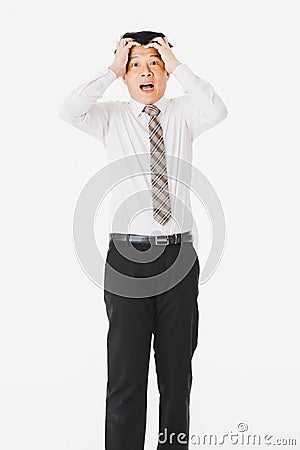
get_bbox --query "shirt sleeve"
[172,64,228,141]
[57,68,117,143]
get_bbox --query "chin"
[134,96,156,104]
[142,93,159,102]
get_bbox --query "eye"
[132,62,138,67]
[150,61,158,65]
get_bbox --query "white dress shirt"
[58,64,228,236]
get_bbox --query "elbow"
[212,100,228,126]
[57,97,81,123]
[219,103,228,122]
[57,101,71,123]
[58,100,85,125]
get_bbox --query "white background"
[1,0,300,449]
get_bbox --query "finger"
[125,41,140,49]
[121,37,135,46]
[144,42,161,50]
[151,36,165,45]
[126,41,141,49]
[128,40,141,45]
[149,40,162,46]
[124,41,141,50]
[116,40,140,54]
[114,40,121,53]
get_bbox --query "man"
[58,30,228,450]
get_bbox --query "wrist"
[108,65,122,78]
[168,60,182,74]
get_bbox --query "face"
[122,45,170,104]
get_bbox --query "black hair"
[121,30,173,47]
[113,30,173,54]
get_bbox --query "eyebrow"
[129,54,161,60]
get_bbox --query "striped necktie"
[143,104,172,226]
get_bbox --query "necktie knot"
[143,104,160,117]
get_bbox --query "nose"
[140,72,153,78]
[140,65,153,78]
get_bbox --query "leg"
[153,243,200,450]
[103,242,155,450]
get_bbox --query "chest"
[107,108,192,155]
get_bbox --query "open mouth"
[139,83,154,92]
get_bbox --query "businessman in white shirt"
[58,30,228,450]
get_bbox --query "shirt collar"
[129,95,168,118]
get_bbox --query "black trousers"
[103,238,200,450]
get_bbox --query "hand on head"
[143,36,181,74]
[108,34,180,79]
[108,38,141,78]
[107,32,182,105]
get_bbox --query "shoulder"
[165,95,191,112]
[92,99,128,114]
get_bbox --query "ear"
[122,74,127,84]
[166,71,170,80]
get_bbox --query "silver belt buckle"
[155,235,169,245]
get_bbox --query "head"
[119,31,173,105]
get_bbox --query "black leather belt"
[109,231,193,246]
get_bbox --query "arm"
[58,68,116,121]
[172,63,228,140]
[58,38,141,143]
[57,68,116,143]
[144,36,228,141]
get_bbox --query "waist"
[109,231,193,246]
